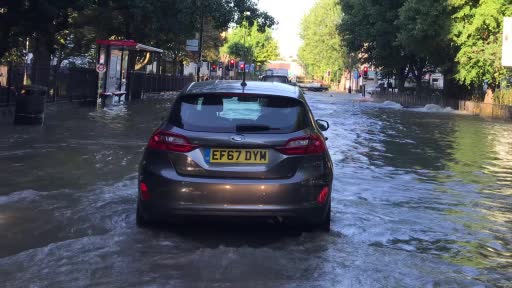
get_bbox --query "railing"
[458,101,512,120]
[127,72,194,100]
[373,90,459,109]
[373,90,512,121]
[0,86,16,107]
[1,64,194,106]
[0,64,98,106]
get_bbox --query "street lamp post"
[196,1,204,82]
[241,11,250,86]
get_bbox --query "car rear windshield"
[169,94,308,133]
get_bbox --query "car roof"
[182,80,301,99]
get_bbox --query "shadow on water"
[142,218,313,249]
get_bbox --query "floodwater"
[0,91,511,287]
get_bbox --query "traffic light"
[363,66,369,79]
[229,59,235,70]
[211,63,217,72]
[239,62,245,72]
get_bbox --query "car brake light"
[276,134,326,155]
[317,186,329,204]
[147,130,198,153]
[140,182,150,200]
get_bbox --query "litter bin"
[14,85,46,125]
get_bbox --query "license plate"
[206,148,269,163]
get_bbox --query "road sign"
[503,17,512,67]
[353,70,359,80]
[186,39,198,46]
[96,63,106,73]
[186,39,199,52]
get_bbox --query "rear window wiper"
[235,124,280,132]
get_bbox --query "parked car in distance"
[137,80,333,231]
[260,74,291,84]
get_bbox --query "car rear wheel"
[301,202,331,232]
[315,202,331,232]
[136,200,152,228]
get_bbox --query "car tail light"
[317,186,329,204]
[147,130,198,153]
[140,182,150,200]
[276,134,326,155]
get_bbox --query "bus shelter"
[95,40,163,106]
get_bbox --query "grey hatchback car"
[137,80,333,231]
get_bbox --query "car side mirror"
[316,119,329,131]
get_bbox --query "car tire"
[136,200,151,228]
[302,202,331,233]
[316,202,331,232]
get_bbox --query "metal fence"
[372,90,460,109]
[127,72,193,100]
[1,64,194,106]
[373,89,512,121]
[0,64,98,106]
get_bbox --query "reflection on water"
[358,106,512,280]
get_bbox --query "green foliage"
[0,0,276,72]
[220,23,280,65]
[494,88,512,105]
[0,0,25,62]
[449,0,512,90]
[340,0,406,76]
[396,0,452,67]
[340,0,511,95]
[298,0,345,80]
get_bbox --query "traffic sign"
[186,39,199,52]
[96,63,106,73]
[353,70,359,80]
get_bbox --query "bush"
[494,89,512,105]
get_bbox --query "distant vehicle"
[261,69,292,84]
[137,80,333,231]
[261,74,291,84]
[264,68,288,76]
[296,77,329,91]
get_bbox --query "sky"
[257,0,318,59]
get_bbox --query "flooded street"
[1,91,511,287]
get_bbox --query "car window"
[170,94,307,133]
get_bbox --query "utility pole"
[196,1,204,82]
[241,11,250,86]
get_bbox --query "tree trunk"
[31,35,51,87]
[397,66,408,91]
[412,58,426,90]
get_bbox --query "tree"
[298,0,345,81]
[220,23,280,66]
[0,0,276,80]
[396,0,452,87]
[449,0,512,103]
[340,0,412,88]
[0,0,26,63]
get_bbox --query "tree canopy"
[220,23,280,66]
[339,0,512,98]
[449,0,512,99]
[0,0,276,78]
[298,0,345,81]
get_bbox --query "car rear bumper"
[138,167,331,222]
